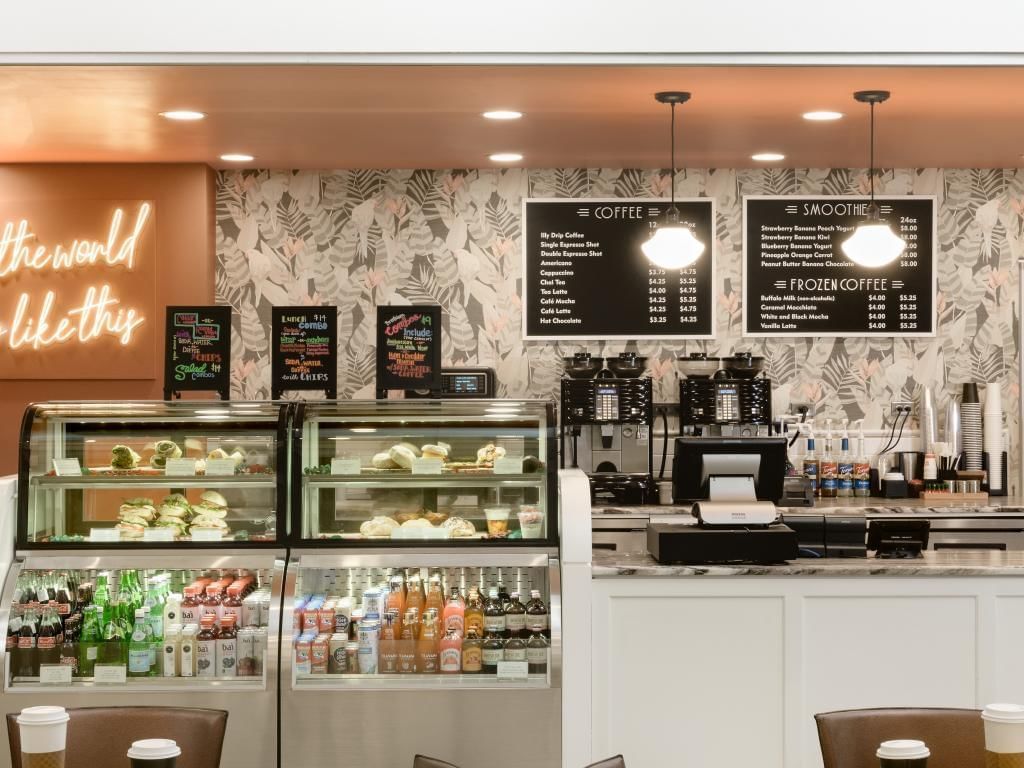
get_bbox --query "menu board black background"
[743,196,936,337]
[163,306,231,398]
[270,306,338,398]
[376,305,442,395]
[523,199,715,339]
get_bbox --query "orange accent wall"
[0,164,217,476]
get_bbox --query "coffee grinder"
[560,352,655,504]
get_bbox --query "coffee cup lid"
[983,704,1024,723]
[877,740,930,760]
[127,739,182,760]
[17,706,69,726]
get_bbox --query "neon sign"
[0,203,149,350]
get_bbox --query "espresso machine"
[560,352,655,504]
[678,353,773,435]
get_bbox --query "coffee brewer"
[560,353,655,504]
[678,353,773,435]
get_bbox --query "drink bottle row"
[294,573,550,677]
[7,569,271,681]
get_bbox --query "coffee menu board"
[743,196,936,337]
[270,306,338,398]
[522,198,715,339]
[376,305,442,395]
[163,306,231,399]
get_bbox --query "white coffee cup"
[127,739,181,767]
[17,706,69,763]
[877,740,930,760]
[982,703,1024,754]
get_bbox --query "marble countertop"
[592,549,1024,577]
[592,497,1024,519]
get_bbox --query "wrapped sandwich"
[110,445,141,470]
[149,440,183,469]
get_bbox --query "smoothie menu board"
[163,306,231,398]
[376,305,442,394]
[743,196,936,337]
[271,306,338,397]
[523,198,715,339]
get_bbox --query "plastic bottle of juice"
[217,615,237,678]
[416,612,440,674]
[179,587,202,626]
[221,585,244,626]
[439,626,462,673]
[196,615,219,678]
[442,587,465,636]
[202,585,223,622]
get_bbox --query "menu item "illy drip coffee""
[271,306,338,399]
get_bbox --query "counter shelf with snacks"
[18,402,289,548]
[292,400,557,547]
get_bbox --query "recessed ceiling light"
[751,152,786,162]
[803,110,844,121]
[159,110,206,121]
[482,110,523,120]
[220,153,255,162]
[489,152,523,163]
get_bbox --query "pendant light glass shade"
[641,224,706,269]
[840,221,906,268]
[644,91,705,270]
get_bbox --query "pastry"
[149,440,182,469]
[438,442,452,455]
[207,448,229,461]
[400,518,433,529]
[397,442,421,457]
[424,511,449,525]
[394,510,423,524]
[388,444,417,469]
[110,445,141,470]
[371,452,400,470]
[476,444,507,466]
[421,444,449,461]
[359,516,400,537]
[441,517,476,537]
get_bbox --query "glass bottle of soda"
[78,605,101,677]
[100,602,126,665]
[481,628,503,674]
[416,612,440,674]
[526,631,549,674]
[525,590,549,638]
[439,626,462,673]
[504,592,527,638]
[36,606,60,670]
[398,610,418,673]
[128,609,152,677]
[442,587,465,637]
[59,615,80,676]
[378,613,399,674]
[484,588,506,639]
[425,576,445,616]
[464,588,484,638]
[503,632,527,664]
[461,628,483,674]
[497,582,511,612]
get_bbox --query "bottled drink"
[202,585,223,622]
[180,587,202,625]
[196,615,219,678]
[78,605,101,677]
[386,576,406,618]
[853,424,872,498]
[820,430,838,499]
[484,588,506,638]
[93,573,110,612]
[144,578,166,640]
[497,582,511,612]
[526,631,549,674]
[59,615,79,675]
[128,609,152,677]
[163,592,182,631]
[100,602,126,665]
[425,576,445,616]
[16,608,38,678]
[461,628,483,673]
[217,615,238,678]
[6,610,21,655]
[837,437,854,498]
[464,588,484,637]
[416,612,440,674]
[442,587,465,637]
[405,574,425,617]
[525,590,549,637]
[503,633,527,663]
[439,627,462,673]
[802,434,819,496]
[36,606,60,670]
[398,610,418,673]
[481,629,504,674]
[378,613,399,674]
[504,592,527,638]
[221,586,243,626]
[54,576,72,622]
[141,607,158,675]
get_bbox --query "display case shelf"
[302,474,544,489]
[31,475,278,490]
[7,675,267,694]
[292,672,549,691]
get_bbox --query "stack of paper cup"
[961,383,983,471]
[984,382,1004,491]
[982,703,1024,767]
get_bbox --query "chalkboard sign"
[271,306,338,398]
[376,305,442,396]
[163,306,231,399]
[523,198,715,340]
[743,196,936,337]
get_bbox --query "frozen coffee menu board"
[523,198,715,339]
[163,306,231,399]
[743,196,936,337]
[271,306,338,398]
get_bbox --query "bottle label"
[218,640,237,677]
[482,647,503,665]
[128,648,150,673]
[462,647,482,672]
[439,647,461,672]
[821,477,837,491]
[855,478,871,491]
[86,646,98,661]
[445,615,465,636]
[484,615,506,633]
[838,462,854,475]
[196,639,216,677]
[526,617,547,633]
[504,646,527,662]
[37,636,55,650]
[506,613,526,633]
[56,603,71,616]
[838,478,853,491]
[180,606,200,625]
[466,615,484,635]
[803,463,818,477]
[419,652,438,674]
[398,650,416,673]
[527,646,548,664]
[379,649,398,674]
[60,654,78,672]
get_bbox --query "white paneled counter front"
[589,552,1024,768]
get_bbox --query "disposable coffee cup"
[17,706,69,768]
[982,703,1024,765]
[877,739,930,768]
[127,738,181,768]
[658,481,674,505]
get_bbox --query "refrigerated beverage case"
[482,629,503,674]
[195,616,218,678]
[443,587,465,636]
[128,610,152,677]
[526,632,549,674]
[378,614,399,673]
[505,592,526,637]
[216,616,237,678]
[416,615,439,674]
[484,588,506,638]
[179,588,201,626]
[464,588,484,637]
[461,628,482,673]
[439,627,461,673]
[525,590,548,636]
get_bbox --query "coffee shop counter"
[592,496,1024,518]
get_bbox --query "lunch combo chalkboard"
[522,198,716,340]
[163,306,232,399]
[270,306,338,399]
[743,196,937,337]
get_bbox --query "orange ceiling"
[1,65,1022,169]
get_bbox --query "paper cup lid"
[983,704,1024,723]
[17,706,69,726]
[127,739,181,760]
[877,740,930,760]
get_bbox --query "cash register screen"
[673,437,787,502]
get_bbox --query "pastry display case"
[17,402,288,547]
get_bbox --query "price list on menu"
[163,306,231,399]
[271,306,338,398]
[743,196,936,337]
[523,198,715,339]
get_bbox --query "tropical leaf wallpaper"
[216,167,1021,461]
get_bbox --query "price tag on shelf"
[143,528,175,542]
[51,458,82,476]
[39,665,72,685]
[94,664,127,684]
[164,458,198,477]
[205,459,237,477]
[411,457,443,475]
[497,661,529,681]
[89,528,121,543]
[493,457,524,475]
[190,529,223,542]
[330,458,361,476]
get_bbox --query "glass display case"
[18,402,288,547]
[293,400,557,546]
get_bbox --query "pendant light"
[840,90,907,268]
[641,91,706,270]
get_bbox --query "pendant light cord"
[869,100,876,204]
[668,101,678,219]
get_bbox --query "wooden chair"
[815,707,984,768]
[413,756,462,768]
[7,706,227,768]
[585,757,626,768]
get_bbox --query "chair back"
[7,706,227,768]
[815,707,984,768]
[585,757,626,768]
[413,756,461,768]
